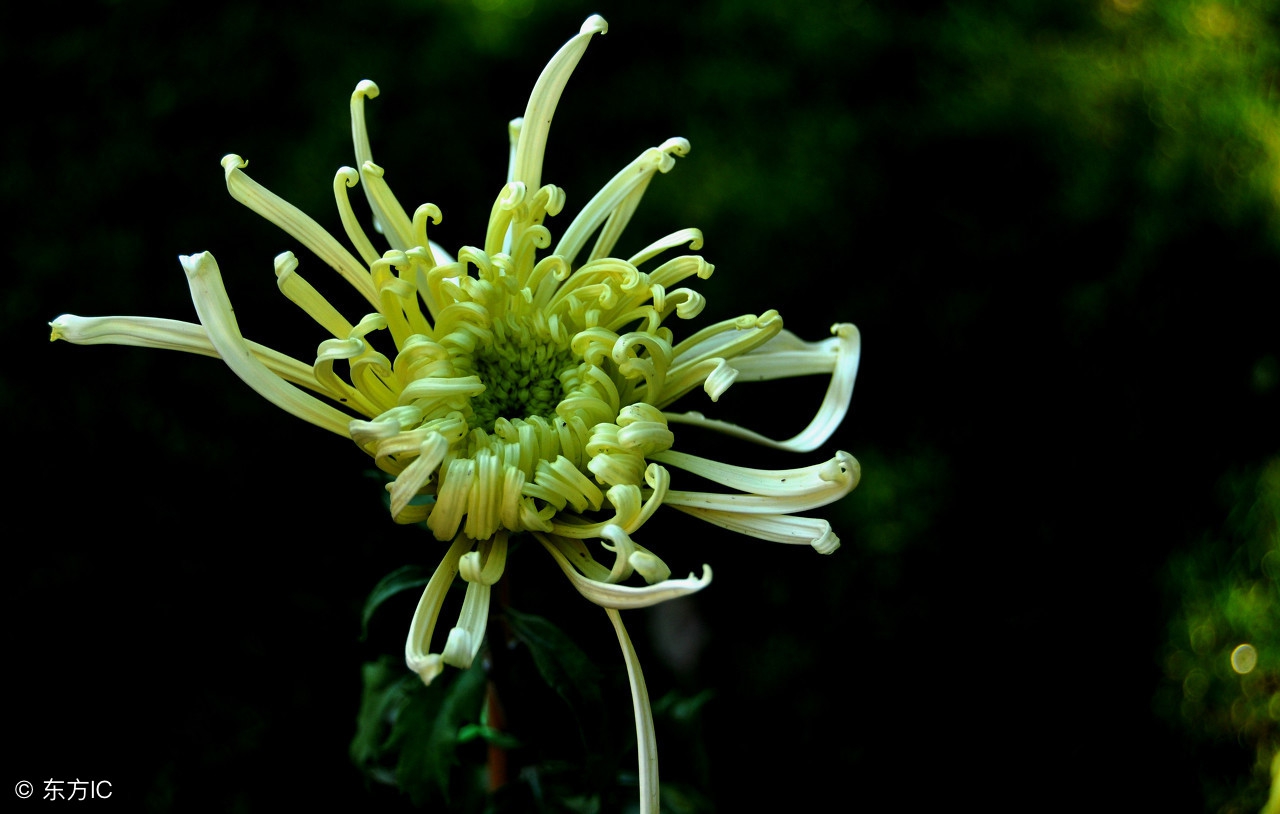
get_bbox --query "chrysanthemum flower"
[50,15,861,811]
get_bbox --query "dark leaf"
[360,564,430,641]
[504,607,605,749]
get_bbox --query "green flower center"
[466,317,577,429]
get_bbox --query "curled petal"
[359,161,416,252]
[274,251,354,339]
[388,432,451,520]
[443,534,509,670]
[665,323,861,453]
[660,453,858,514]
[404,533,473,685]
[651,449,861,498]
[668,506,842,554]
[627,228,704,268]
[537,533,711,609]
[333,166,381,266]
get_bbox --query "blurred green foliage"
[1162,459,1280,813]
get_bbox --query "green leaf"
[360,564,430,641]
[457,722,521,750]
[504,607,605,748]
[392,662,487,806]
[350,657,420,781]
[652,688,715,723]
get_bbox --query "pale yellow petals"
[537,533,712,609]
[221,155,379,308]
[359,161,416,252]
[652,449,861,498]
[350,80,379,174]
[443,534,510,670]
[429,458,475,540]
[555,138,691,268]
[348,404,425,450]
[627,228,704,268]
[404,533,472,685]
[669,310,783,369]
[665,323,861,453]
[348,80,411,248]
[388,431,451,520]
[49,314,324,394]
[669,506,842,554]
[598,524,672,584]
[511,14,608,192]
[459,531,509,586]
[274,251,355,339]
[333,167,381,266]
[180,252,355,437]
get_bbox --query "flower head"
[50,15,861,810]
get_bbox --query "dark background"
[5,0,1278,811]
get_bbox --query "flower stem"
[485,677,508,792]
[486,571,513,793]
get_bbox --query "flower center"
[465,314,577,430]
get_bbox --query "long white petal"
[181,252,354,437]
[49,314,326,393]
[607,607,659,814]
[665,323,861,453]
[510,15,608,192]
[651,450,860,498]
[668,506,842,554]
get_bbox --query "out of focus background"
[4,0,1278,811]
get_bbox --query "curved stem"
[606,607,659,814]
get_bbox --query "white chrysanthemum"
[50,16,861,812]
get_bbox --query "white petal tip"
[178,252,216,278]
[813,530,841,555]
[354,79,379,99]
[48,315,72,341]
[582,14,608,35]
[406,654,444,686]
